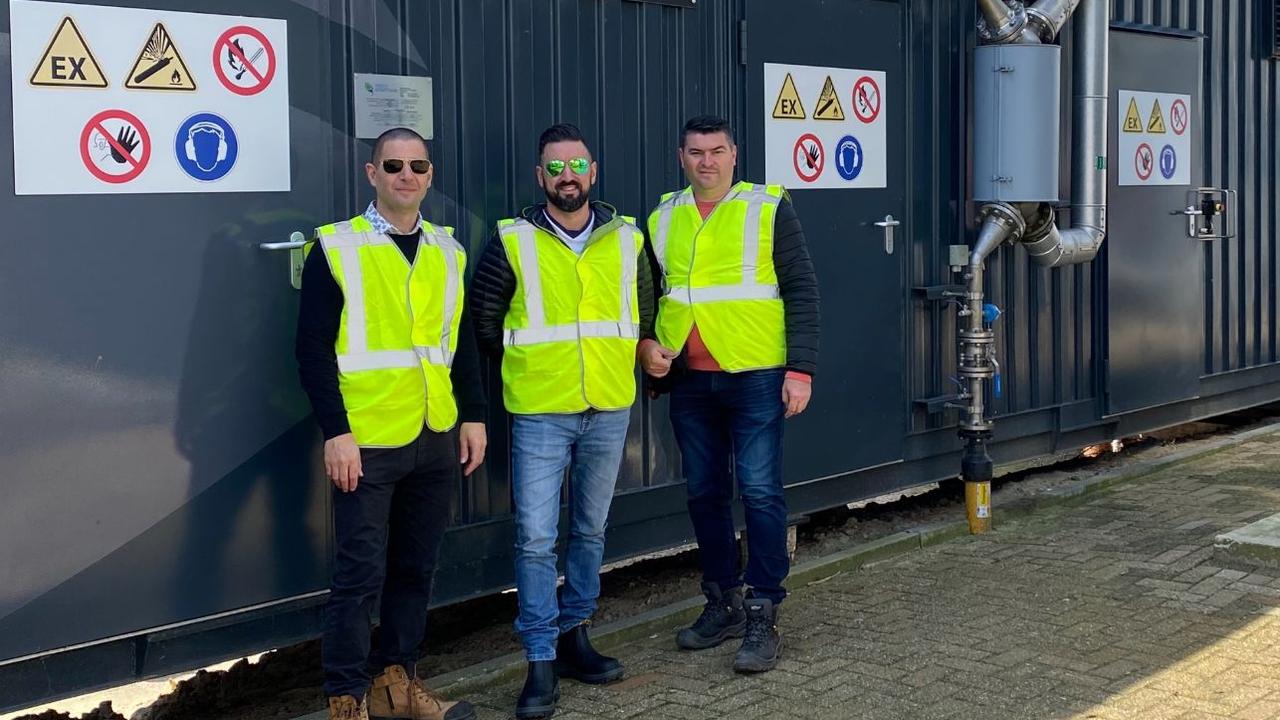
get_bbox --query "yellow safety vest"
[311,215,465,447]
[648,182,787,372]
[498,214,644,414]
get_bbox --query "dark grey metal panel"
[743,0,908,479]
[1106,29,1204,414]
[0,0,338,663]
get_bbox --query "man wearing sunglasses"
[297,127,484,720]
[642,115,820,674]
[470,123,655,719]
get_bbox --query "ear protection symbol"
[185,121,228,171]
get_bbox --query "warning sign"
[1123,97,1143,133]
[764,63,886,190]
[813,76,845,121]
[793,133,825,183]
[125,23,196,91]
[1134,142,1154,181]
[29,16,108,88]
[213,25,278,97]
[852,76,881,123]
[80,109,151,184]
[1117,89,1191,187]
[10,0,292,195]
[1170,98,1188,135]
[772,73,805,119]
[1146,98,1166,133]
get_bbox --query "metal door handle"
[874,215,899,255]
[260,231,308,290]
[259,231,308,250]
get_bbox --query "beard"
[545,180,590,212]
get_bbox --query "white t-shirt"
[544,209,594,255]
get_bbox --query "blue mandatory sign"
[1159,144,1177,180]
[175,112,238,182]
[835,134,864,181]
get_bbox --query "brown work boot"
[368,665,476,720]
[328,695,369,720]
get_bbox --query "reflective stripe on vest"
[497,216,641,414]
[649,182,787,371]
[316,215,465,445]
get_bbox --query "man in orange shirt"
[642,115,820,673]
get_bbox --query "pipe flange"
[978,0,1029,44]
[977,201,1027,240]
[1020,203,1056,243]
[1025,7,1060,43]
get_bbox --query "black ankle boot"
[516,660,559,719]
[553,623,624,684]
[733,598,782,673]
[676,582,747,650]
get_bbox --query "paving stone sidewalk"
[464,429,1280,719]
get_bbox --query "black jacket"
[647,193,821,378]
[469,202,657,358]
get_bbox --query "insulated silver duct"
[1019,0,1109,266]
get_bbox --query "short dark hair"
[371,127,428,163]
[538,123,590,160]
[679,115,735,148]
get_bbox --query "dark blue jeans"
[322,428,456,699]
[670,368,788,604]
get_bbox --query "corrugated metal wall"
[910,0,1280,435]
[331,0,746,525]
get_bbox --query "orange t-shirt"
[685,201,723,371]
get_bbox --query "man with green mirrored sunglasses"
[470,123,656,719]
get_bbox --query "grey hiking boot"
[676,582,747,650]
[733,598,781,673]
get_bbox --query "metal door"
[1105,28,1204,415]
[744,0,907,481]
[0,0,336,665]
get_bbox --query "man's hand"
[459,422,487,477]
[782,377,812,418]
[325,433,362,492]
[639,339,678,378]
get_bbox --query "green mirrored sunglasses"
[543,157,590,177]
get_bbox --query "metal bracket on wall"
[912,284,967,301]
[913,394,967,414]
[622,0,696,7]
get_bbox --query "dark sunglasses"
[542,157,590,177]
[381,158,431,175]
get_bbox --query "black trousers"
[322,427,457,699]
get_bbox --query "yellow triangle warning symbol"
[29,16,108,88]
[1122,97,1143,133]
[1146,98,1166,133]
[125,23,196,91]
[813,76,845,121]
[772,73,805,120]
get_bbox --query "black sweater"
[295,231,487,440]
[469,202,657,358]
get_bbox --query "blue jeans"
[670,369,788,604]
[511,409,630,661]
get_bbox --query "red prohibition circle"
[1134,142,1154,181]
[213,25,277,96]
[852,75,881,123]
[1170,98,1188,136]
[793,133,824,183]
[79,109,151,184]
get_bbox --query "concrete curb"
[294,420,1280,716]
